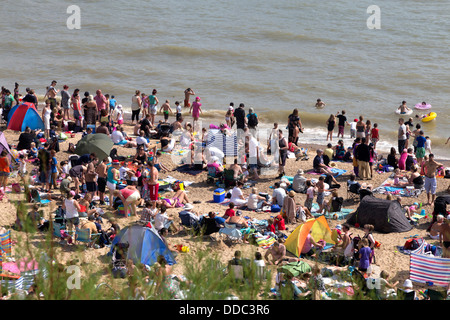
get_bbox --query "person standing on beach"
[148,162,159,204]
[336,110,349,139]
[96,157,108,205]
[184,88,195,108]
[398,118,407,155]
[356,116,366,139]
[147,89,159,126]
[60,85,71,120]
[190,96,203,132]
[159,100,174,122]
[287,109,303,145]
[326,114,336,141]
[43,80,58,110]
[83,95,97,129]
[278,129,289,178]
[424,154,444,206]
[131,90,142,125]
[94,89,107,121]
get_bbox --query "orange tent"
[285,215,335,257]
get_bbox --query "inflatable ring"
[415,103,432,110]
[395,108,413,115]
[422,112,437,123]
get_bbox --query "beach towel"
[306,168,347,177]
[255,235,277,249]
[373,174,424,197]
[0,230,12,260]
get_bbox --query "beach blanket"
[174,164,204,176]
[310,202,351,218]
[373,174,424,197]
[306,167,347,177]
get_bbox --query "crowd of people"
[0,82,449,300]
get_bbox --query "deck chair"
[75,228,101,247]
[223,169,238,188]
[219,223,242,242]
[206,166,222,185]
[426,289,445,300]
[397,289,415,300]
[347,182,360,202]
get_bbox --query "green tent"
[75,133,113,161]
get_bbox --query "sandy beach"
[1,109,449,300]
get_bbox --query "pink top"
[191,101,202,118]
[121,188,135,199]
[301,234,313,254]
[398,152,408,170]
[94,94,107,110]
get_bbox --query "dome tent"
[108,224,176,267]
[346,196,413,233]
[7,102,44,132]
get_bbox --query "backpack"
[247,113,258,127]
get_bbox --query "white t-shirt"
[154,212,168,231]
[398,124,407,140]
[249,136,259,160]
[119,167,128,180]
[230,186,245,205]
[65,199,79,219]
[176,105,182,114]
[350,122,357,130]
[111,130,125,144]
[272,188,286,205]
[247,193,259,210]
[136,136,148,146]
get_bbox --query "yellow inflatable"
[421,112,437,123]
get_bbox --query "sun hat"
[289,190,296,197]
[183,203,194,210]
[195,96,201,101]
[403,279,413,289]
[335,224,342,231]
[297,169,304,175]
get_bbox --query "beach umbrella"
[75,133,113,161]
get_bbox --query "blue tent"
[109,224,176,266]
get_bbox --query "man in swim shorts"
[159,99,173,122]
[424,154,444,206]
[184,88,195,108]
[147,162,159,202]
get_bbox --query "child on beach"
[153,151,169,173]
[425,136,432,154]
[159,100,174,122]
[225,106,234,128]
[316,176,326,214]
[350,119,357,139]
[114,105,124,125]
[175,101,182,122]
[28,142,38,159]
[358,238,372,273]
[140,200,157,224]
[370,123,379,149]
[304,180,315,212]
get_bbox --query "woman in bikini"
[159,189,191,209]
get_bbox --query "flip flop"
[404,234,419,239]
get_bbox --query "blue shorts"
[424,176,437,194]
[114,140,128,146]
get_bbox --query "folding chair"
[426,289,445,300]
[223,169,238,188]
[347,182,360,203]
[397,289,415,300]
[75,228,101,247]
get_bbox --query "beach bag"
[404,238,422,250]
[278,261,312,278]
[11,183,21,193]
[271,204,281,213]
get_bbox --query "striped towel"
[255,236,277,249]
[1,230,12,259]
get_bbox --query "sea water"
[0,0,448,158]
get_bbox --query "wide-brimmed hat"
[183,203,194,210]
[297,169,304,175]
[289,190,296,197]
